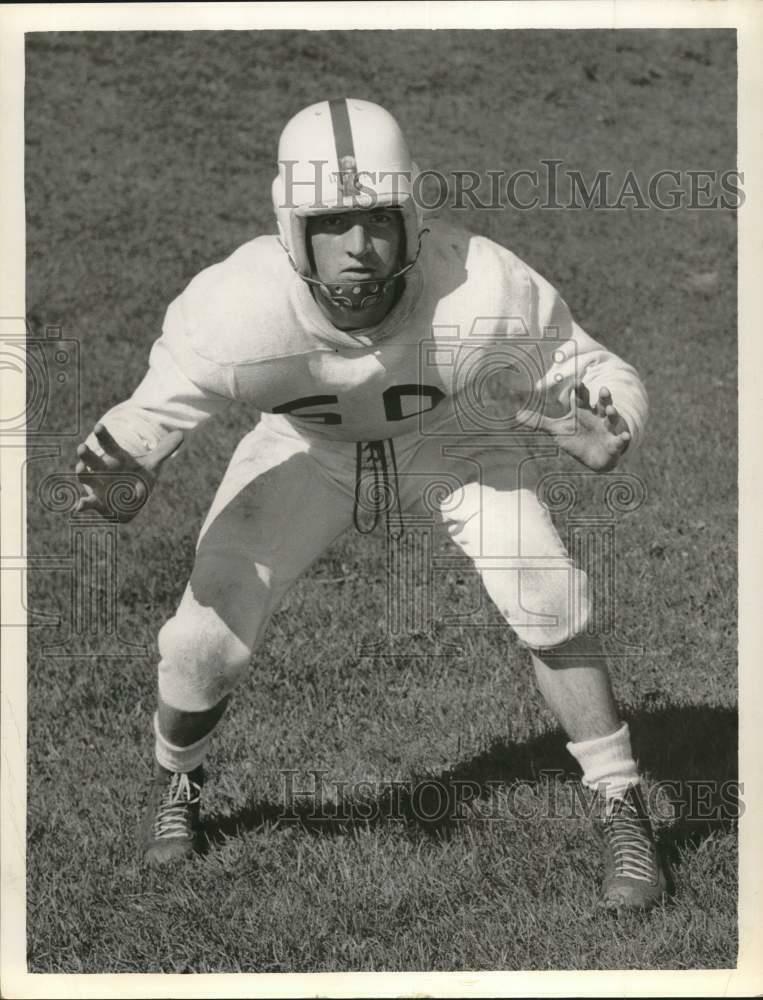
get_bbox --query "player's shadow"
[202,703,738,869]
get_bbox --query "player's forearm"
[87,341,233,459]
[86,398,204,459]
[86,405,169,459]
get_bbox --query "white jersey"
[96,220,648,455]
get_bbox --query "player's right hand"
[75,423,184,522]
[517,383,631,472]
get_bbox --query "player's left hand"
[521,384,631,472]
[75,424,184,522]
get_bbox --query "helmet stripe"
[328,98,355,165]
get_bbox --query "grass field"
[24,29,738,973]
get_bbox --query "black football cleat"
[139,765,204,866]
[594,783,668,912]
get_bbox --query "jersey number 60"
[272,384,445,424]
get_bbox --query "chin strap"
[305,271,402,311]
[280,229,430,312]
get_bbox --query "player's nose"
[344,221,370,256]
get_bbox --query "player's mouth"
[341,266,377,278]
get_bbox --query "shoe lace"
[601,795,657,883]
[152,772,201,840]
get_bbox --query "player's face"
[307,208,403,285]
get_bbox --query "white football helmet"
[272,98,427,310]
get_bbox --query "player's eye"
[370,211,394,225]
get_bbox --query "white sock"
[153,712,214,773]
[566,722,640,799]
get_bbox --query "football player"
[76,99,667,911]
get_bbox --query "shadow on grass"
[202,703,738,868]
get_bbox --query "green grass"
[25,29,737,972]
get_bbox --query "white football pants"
[158,413,590,711]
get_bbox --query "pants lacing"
[353,439,404,540]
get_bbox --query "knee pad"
[488,563,591,649]
[157,611,253,712]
